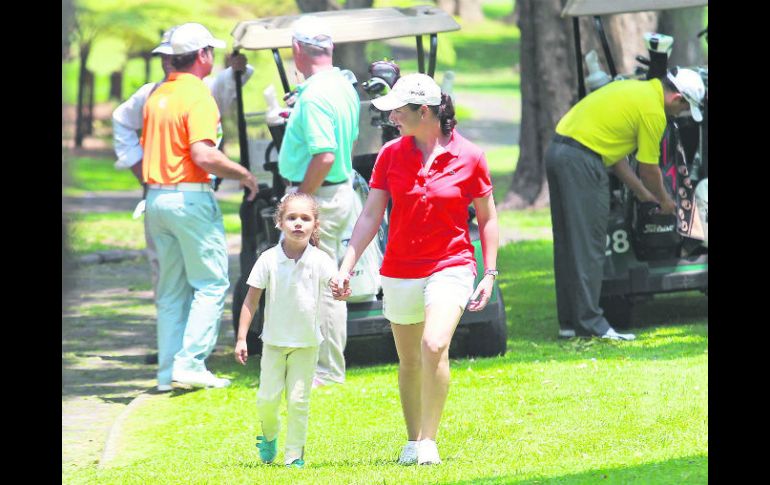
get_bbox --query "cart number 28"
[606,230,630,256]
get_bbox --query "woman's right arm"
[334,188,389,295]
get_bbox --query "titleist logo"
[643,224,675,234]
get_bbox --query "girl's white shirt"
[247,243,337,347]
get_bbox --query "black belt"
[282,178,346,187]
[553,134,601,159]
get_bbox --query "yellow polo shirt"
[556,78,667,166]
[141,72,221,184]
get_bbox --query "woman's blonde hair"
[273,192,321,247]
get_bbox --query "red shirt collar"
[402,129,461,158]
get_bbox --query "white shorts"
[381,265,476,324]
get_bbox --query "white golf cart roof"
[231,5,460,51]
[562,0,708,17]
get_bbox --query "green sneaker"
[256,435,277,464]
[286,458,305,468]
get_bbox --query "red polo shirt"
[369,130,493,278]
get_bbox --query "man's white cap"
[292,16,333,49]
[667,67,705,122]
[168,22,226,55]
[371,73,442,111]
[151,26,177,55]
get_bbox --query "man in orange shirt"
[142,22,258,391]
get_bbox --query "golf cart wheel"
[599,295,634,329]
[466,286,507,357]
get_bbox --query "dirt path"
[62,179,245,471]
[62,242,243,470]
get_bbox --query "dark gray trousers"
[545,139,612,336]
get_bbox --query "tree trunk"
[657,7,706,67]
[436,0,484,22]
[143,52,152,84]
[436,0,456,15]
[85,70,95,136]
[336,0,374,85]
[503,0,519,25]
[602,12,659,76]
[295,0,374,87]
[109,71,123,101]
[74,41,91,148]
[61,0,74,61]
[501,0,574,209]
[457,0,484,23]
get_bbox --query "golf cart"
[228,5,508,361]
[562,0,708,326]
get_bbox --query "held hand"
[234,340,248,365]
[467,275,495,312]
[241,173,258,201]
[330,272,352,300]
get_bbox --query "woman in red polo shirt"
[332,73,499,466]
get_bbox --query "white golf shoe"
[398,441,418,465]
[417,439,442,465]
[172,369,230,388]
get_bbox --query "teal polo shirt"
[278,67,360,183]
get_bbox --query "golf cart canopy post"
[562,0,708,100]
[230,5,459,95]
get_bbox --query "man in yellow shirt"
[142,22,258,391]
[545,67,704,340]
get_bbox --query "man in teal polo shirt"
[278,16,360,386]
[545,67,705,341]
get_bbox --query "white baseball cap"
[371,73,442,111]
[292,16,333,49]
[667,67,705,122]
[151,26,177,55]
[168,22,226,55]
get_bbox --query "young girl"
[235,192,337,468]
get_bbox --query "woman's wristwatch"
[483,269,499,278]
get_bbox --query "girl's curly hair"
[273,192,321,247]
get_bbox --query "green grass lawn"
[66,201,243,256]
[64,157,140,195]
[66,212,146,256]
[63,240,707,484]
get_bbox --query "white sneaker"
[157,384,173,392]
[417,439,442,465]
[172,369,231,388]
[601,327,636,341]
[558,328,576,339]
[398,441,418,465]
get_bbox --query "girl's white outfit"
[247,243,337,464]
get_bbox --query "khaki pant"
[286,183,356,384]
[257,344,319,464]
